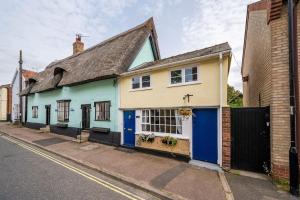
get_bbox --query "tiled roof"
[22,69,38,79]
[129,42,231,72]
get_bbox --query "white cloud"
[181,0,257,91]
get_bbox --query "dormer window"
[53,67,65,87]
[132,75,151,89]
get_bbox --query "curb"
[0,130,187,200]
[218,172,235,200]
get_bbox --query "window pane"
[170,70,182,84]
[185,67,198,82]
[132,77,140,89]
[142,75,150,88]
[170,126,176,134]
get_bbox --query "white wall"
[11,70,25,123]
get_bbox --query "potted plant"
[137,133,155,145]
[161,136,177,146]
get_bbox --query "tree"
[227,85,243,107]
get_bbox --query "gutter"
[121,50,231,77]
[288,0,299,196]
[219,53,223,166]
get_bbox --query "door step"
[39,125,50,133]
[76,131,90,143]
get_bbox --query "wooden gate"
[231,107,270,173]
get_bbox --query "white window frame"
[140,109,182,135]
[169,66,200,86]
[131,75,151,90]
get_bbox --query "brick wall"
[222,107,231,170]
[242,9,272,107]
[270,5,290,180]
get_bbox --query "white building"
[11,69,37,123]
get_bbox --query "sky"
[0,0,258,91]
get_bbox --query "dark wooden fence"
[231,107,270,173]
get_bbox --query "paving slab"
[225,172,297,200]
[33,138,68,147]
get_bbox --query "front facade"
[27,79,121,141]
[120,43,231,166]
[22,18,160,146]
[242,0,300,180]
[0,84,11,121]
[22,18,232,168]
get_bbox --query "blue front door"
[123,110,136,147]
[192,109,218,164]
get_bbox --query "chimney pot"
[73,35,84,54]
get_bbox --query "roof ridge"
[149,42,230,63]
[129,42,231,72]
[46,17,154,69]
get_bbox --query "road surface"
[0,134,159,200]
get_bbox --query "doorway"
[123,110,135,147]
[45,105,51,125]
[81,104,91,130]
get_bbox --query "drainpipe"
[18,50,23,124]
[288,0,299,196]
[219,52,223,166]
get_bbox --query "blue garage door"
[123,110,136,147]
[192,109,218,164]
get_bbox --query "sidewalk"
[0,123,227,200]
[225,172,297,200]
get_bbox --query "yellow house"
[119,42,231,167]
[0,84,11,121]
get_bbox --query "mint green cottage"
[21,18,160,145]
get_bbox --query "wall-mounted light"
[55,109,58,112]
[70,108,75,112]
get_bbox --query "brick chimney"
[73,34,84,54]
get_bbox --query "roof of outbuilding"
[24,17,159,94]
[128,42,231,72]
[22,69,38,79]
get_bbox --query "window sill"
[135,132,189,140]
[167,81,202,88]
[129,87,152,92]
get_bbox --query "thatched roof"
[22,18,159,95]
[128,42,231,72]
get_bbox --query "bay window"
[141,109,182,135]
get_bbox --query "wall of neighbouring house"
[27,78,119,131]
[11,71,26,123]
[269,4,291,180]
[242,9,271,107]
[129,37,155,69]
[120,56,229,109]
[0,88,8,121]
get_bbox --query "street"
[0,135,158,200]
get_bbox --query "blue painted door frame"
[192,108,218,164]
[123,110,136,147]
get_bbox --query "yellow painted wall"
[120,56,229,109]
[0,88,8,120]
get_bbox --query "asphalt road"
[0,135,158,200]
